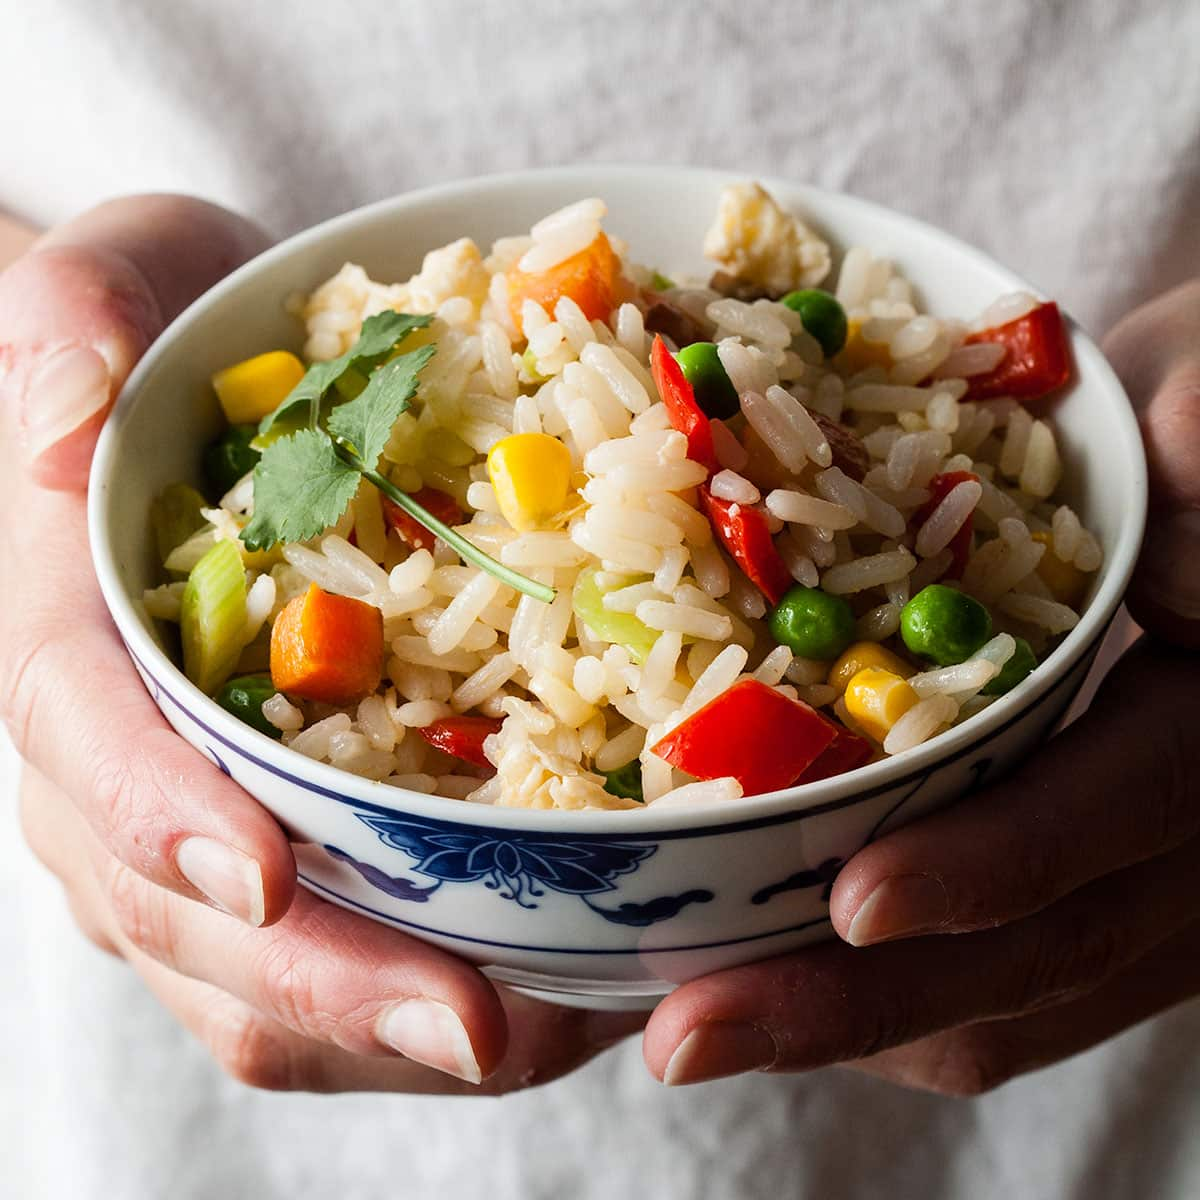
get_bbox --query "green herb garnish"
[240,316,555,603]
[650,271,675,291]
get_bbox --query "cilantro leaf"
[240,428,360,551]
[326,344,436,468]
[258,311,434,437]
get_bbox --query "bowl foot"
[483,965,670,1011]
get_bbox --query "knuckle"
[253,939,331,1040]
[207,1008,303,1092]
[926,1029,1015,1097]
[852,990,921,1061]
[1010,914,1124,1012]
[0,625,58,758]
[105,861,172,959]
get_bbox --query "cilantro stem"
[337,445,556,604]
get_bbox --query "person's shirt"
[3,2,1200,1198]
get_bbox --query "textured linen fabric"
[3,2,1200,1197]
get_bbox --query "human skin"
[6,199,1198,1095]
[1,197,640,1093]
[641,280,1200,1090]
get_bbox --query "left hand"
[642,280,1200,1093]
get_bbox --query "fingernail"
[1141,513,1200,620]
[377,999,482,1085]
[845,873,950,946]
[175,837,266,928]
[661,1022,778,1086]
[23,345,112,460]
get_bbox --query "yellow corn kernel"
[486,433,573,532]
[834,318,892,373]
[212,351,306,425]
[828,641,914,696]
[843,667,920,743]
[1030,531,1089,607]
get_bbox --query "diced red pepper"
[912,470,979,580]
[417,715,503,769]
[698,485,793,606]
[651,678,837,797]
[382,487,465,552]
[794,718,874,784]
[650,335,718,472]
[964,301,1071,401]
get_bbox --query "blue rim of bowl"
[88,164,1148,834]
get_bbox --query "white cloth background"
[3,2,1200,1196]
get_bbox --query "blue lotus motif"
[353,813,657,909]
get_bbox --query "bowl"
[88,166,1146,1010]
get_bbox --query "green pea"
[203,424,261,497]
[650,271,676,291]
[768,586,857,661]
[982,637,1038,696]
[780,289,849,359]
[900,584,993,666]
[215,674,283,739]
[602,761,644,804]
[674,341,740,420]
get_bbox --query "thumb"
[0,194,269,490]
[1102,278,1200,648]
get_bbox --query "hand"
[20,765,639,1093]
[1,197,638,1090]
[641,279,1200,1092]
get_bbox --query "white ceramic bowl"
[89,166,1146,1009]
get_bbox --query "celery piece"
[151,483,208,568]
[180,539,248,695]
[571,567,659,665]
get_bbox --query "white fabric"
[3,1,1200,1196]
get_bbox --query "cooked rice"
[158,182,1103,809]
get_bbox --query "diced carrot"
[508,233,620,336]
[270,583,383,705]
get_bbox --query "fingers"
[1102,279,1200,645]
[22,766,642,1093]
[0,194,268,488]
[642,835,1200,1085]
[845,918,1200,1096]
[5,588,297,925]
[826,638,1194,946]
[125,952,639,1095]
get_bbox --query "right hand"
[1,196,639,1091]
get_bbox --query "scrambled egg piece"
[703,182,832,295]
[400,237,491,312]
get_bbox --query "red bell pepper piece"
[651,678,837,797]
[964,301,1071,401]
[382,487,465,552]
[698,485,793,606]
[794,718,874,784]
[911,470,979,580]
[650,335,718,472]
[417,715,503,769]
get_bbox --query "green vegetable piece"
[203,424,261,497]
[258,310,433,437]
[602,761,644,804]
[150,483,208,566]
[650,271,675,291]
[780,289,849,359]
[767,585,856,661]
[216,674,283,739]
[982,637,1038,696]
[180,539,248,695]
[571,567,659,664]
[901,584,993,666]
[674,342,739,420]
